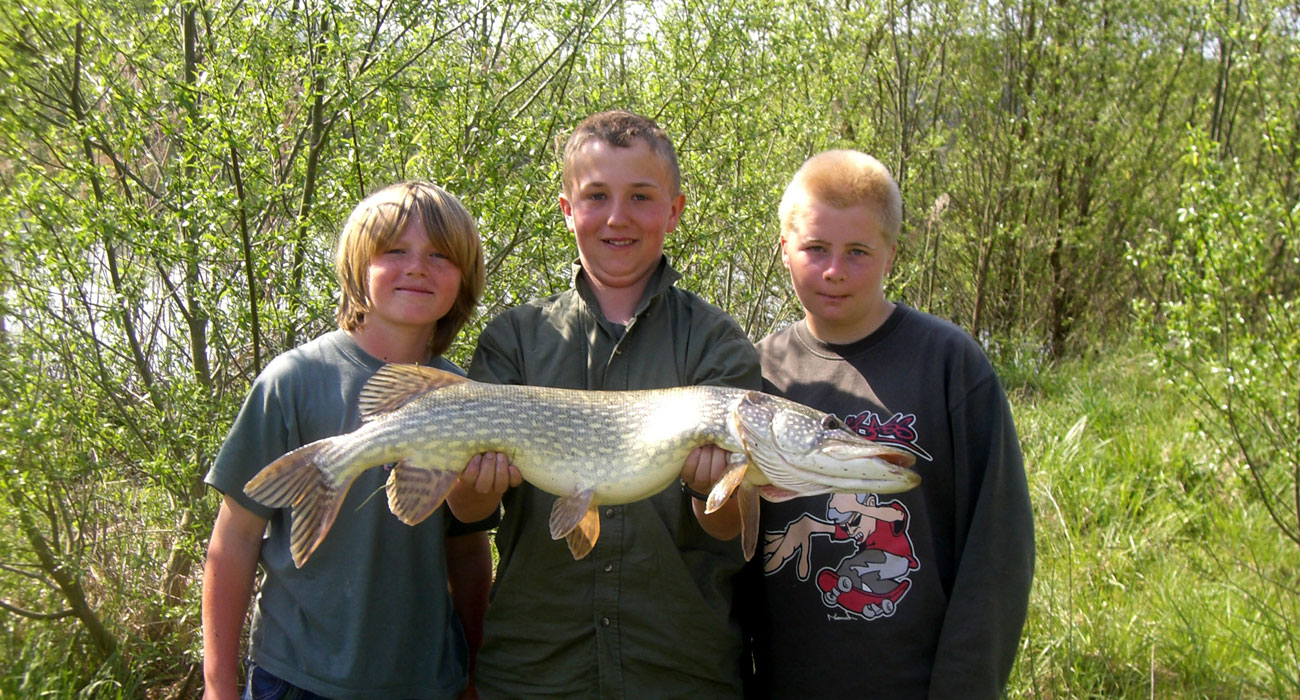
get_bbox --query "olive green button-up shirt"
[469,258,761,699]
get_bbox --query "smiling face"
[362,215,462,347]
[559,138,685,317]
[781,199,897,345]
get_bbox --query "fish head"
[734,391,920,497]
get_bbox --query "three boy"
[203,115,1032,700]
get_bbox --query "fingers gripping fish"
[244,364,920,568]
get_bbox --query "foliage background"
[0,0,1295,696]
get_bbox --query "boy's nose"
[404,255,432,275]
[823,255,848,281]
[606,200,630,226]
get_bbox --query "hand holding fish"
[682,445,743,541]
[447,452,521,523]
[461,452,520,493]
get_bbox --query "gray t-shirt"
[206,330,489,700]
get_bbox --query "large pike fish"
[245,364,919,568]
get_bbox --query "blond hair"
[779,150,902,245]
[335,181,485,358]
[561,110,681,197]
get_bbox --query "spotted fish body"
[245,364,919,567]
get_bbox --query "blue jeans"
[243,663,332,700]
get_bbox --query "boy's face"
[364,216,461,336]
[560,139,685,295]
[781,199,896,344]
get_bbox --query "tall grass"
[1005,347,1298,699]
[0,629,145,699]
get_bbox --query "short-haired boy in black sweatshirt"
[744,150,1034,699]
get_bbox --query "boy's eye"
[587,192,607,201]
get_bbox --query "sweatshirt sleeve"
[927,372,1035,699]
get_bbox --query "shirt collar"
[570,255,680,324]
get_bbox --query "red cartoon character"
[763,493,917,620]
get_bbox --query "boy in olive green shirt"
[448,110,761,698]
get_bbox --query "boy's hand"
[447,452,521,523]
[461,451,522,494]
[681,445,729,496]
[681,445,741,541]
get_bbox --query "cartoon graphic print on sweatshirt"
[762,408,929,621]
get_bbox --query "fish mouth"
[820,439,917,468]
[753,440,920,495]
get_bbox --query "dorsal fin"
[359,364,470,421]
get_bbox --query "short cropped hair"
[779,150,903,245]
[561,110,681,197]
[335,181,485,358]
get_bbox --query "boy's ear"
[779,236,791,269]
[558,193,575,232]
[665,192,686,233]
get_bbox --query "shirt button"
[602,562,614,573]
[604,507,616,518]
[600,617,612,627]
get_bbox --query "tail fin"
[244,442,351,568]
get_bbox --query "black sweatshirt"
[744,305,1034,700]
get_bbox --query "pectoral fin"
[705,452,751,514]
[386,459,458,525]
[738,483,761,560]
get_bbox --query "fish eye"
[820,415,842,430]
